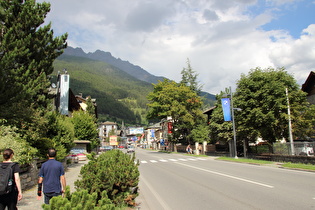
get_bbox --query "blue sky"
[39,0,315,94]
[258,0,315,38]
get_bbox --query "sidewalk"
[17,161,86,210]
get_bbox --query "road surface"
[135,148,315,210]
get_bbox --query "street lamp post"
[222,87,241,159]
[230,87,238,159]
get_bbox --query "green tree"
[43,112,75,159]
[190,124,210,144]
[235,67,315,145]
[72,110,99,148]
[180,58,202,94]
[86,96,96,119]
[0,0,67,155]
[147,79,205,149]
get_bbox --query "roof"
[73,140,91,144]
[100,121,117,125]
[301,71,315,95]
[203,106,216,115]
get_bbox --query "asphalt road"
[135,148,315,210]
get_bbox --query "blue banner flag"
[221,98,232,121]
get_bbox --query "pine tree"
[0,0,67,127]
[75,150,139,207]
[180,58,202,95]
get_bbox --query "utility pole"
[286,88,294,155]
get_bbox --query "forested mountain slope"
[53,54,152,124]
[63,47,216,104]
[54,48,216,125]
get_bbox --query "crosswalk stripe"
[178,158,188,161]
[139,158,207,164]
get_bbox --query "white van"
[294,142,314,156]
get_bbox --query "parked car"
[76,153,87,161]
[67,154,79,163]
[127,145,135,153]
[100,146,113,152]
[118,145,125,149]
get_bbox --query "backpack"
[0,162,16,195]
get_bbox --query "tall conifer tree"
[0,0,67,126]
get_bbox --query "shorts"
[44,192,62,204]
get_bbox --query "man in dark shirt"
[37,148,66,204]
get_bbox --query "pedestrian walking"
[186,145,192,154]
[37,148,66,204]
[0,148,23,210]
[198,144,202,155]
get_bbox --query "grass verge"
[281,162,315,171]
[217,157,315,171]
[217,157,272,165]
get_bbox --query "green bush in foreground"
[42,187,117,210]
[75,150,140,207]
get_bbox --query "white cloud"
[269,24,315,84]
[38,0,315,94]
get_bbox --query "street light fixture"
[229,87,238,159]
[222,87,241,159]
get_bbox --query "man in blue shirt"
[37,148,66,204]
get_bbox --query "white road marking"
[178,158,188,161]
[140,158,208,164]
[169,159,178,161]
[140,175,172,210]
[175,162,274,189]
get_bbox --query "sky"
[38,0,315,95]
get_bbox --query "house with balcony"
[98,121,118,146]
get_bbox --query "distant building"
[75,94,98,118]
[203,106,217,125]
[302,71,315,104]
[51,71,97,117]
[98,121,118,146]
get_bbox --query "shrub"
[75,150,139,207]
[0,125,37,165]
[42,186,118,210]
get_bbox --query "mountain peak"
[64,46,165,84]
